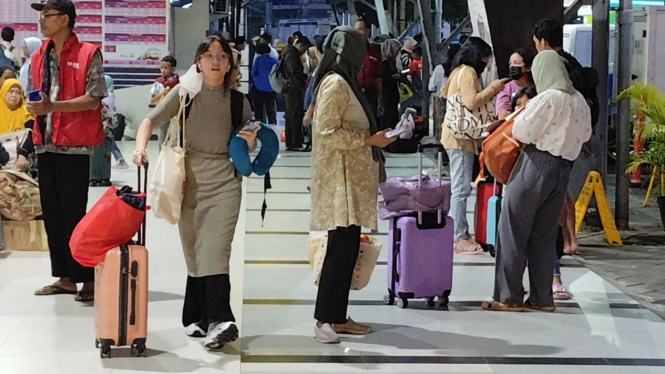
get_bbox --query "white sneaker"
[185,323,206,338]
[314,323,340,344]
[204,321,239,349]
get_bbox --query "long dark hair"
[451,36,492,77]
[443,44,461,77]
[194,35,237,90]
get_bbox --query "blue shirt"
[252,54,278,93]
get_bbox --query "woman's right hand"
[133,149,148,167]
[490,78,510,93]
[365,130,397,149]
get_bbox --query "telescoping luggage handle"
[417,144,443,226]
[136,159,149,247]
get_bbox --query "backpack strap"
[178,93,192,148]
[230,89,244,131]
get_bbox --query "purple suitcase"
[384,144,454,309]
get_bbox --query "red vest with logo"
[31,35,104,147]
[357,43,382,89]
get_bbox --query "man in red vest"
[27,0,107,302]
[354,18,383,121]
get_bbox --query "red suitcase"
[475,181,501,245]
[95,162,149,358]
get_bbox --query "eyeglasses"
[40,13,65,20]
[201,53,229,62]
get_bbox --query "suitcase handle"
[417,145,443,226]
[136,160,149,247]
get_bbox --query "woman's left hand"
[237,127,260,149]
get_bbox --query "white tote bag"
[148,96,189,225]
[307,235,382,291]
[0,129,31,171]
[444,66,496,140]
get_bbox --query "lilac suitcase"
[384,144,454,309]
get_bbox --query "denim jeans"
[446,148,474,241]
[111,139,124,162]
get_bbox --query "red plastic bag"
[70,186,147,267]
[281,129,286,143]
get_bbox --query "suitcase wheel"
[95,338,99,349]
[426,297,436,308]
[395,298,408,309]
[383,294,395,306]
[90,180,100,187]
[100,344,111,359]
[100,179,112,187]
[132,342,147,358]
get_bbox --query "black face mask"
[509,66,524,81]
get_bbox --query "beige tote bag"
[148,96,189,225]
[307,235,382,291]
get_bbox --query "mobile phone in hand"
[242,121,261,132]
[384,127,406,138]
[28,90,42,102]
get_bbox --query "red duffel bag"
[71,185,149,267]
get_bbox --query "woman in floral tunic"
[309,27,395,344]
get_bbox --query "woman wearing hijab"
[310,27,396,344]
[0,79,35,170]
[18,37,42,90]
[133,36,254,350]
[483,50,591,313]
[441,37,507,255]
[380,39,402,131]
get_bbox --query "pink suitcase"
[95,163,149,358]
[384,144,454,309]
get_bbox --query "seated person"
[0,65,15,88]
[0,78,34,170]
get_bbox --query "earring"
[196,65,201,73]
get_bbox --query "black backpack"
[559,51,600,131]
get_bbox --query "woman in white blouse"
[483,50,591,313]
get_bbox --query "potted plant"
[618,83,665,229]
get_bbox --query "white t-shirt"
[512,89,592,161]
[428,64,447,98]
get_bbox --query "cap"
[31,0,77,20]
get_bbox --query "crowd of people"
[0,0,593,354]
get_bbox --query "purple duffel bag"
[379,174,451,220]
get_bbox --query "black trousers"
[252,89,277,125]
[284,89,305,149]
[182,274,235,330]
[314,225,361,324]
[38,152,93,284]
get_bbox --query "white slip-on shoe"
[205,321,239,349]
[185,323,206,338]
[314,323,340,344]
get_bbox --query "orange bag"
[476,109,524,185]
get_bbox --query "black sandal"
[34,284,77,296]
[75,289,95,302]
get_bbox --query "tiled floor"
[1,140,664,373]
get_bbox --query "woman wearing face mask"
[133,36,254,351]
[496,48,535,120]
[483,50,591,313]
[18,37,42,90]
[441,37,507,255]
